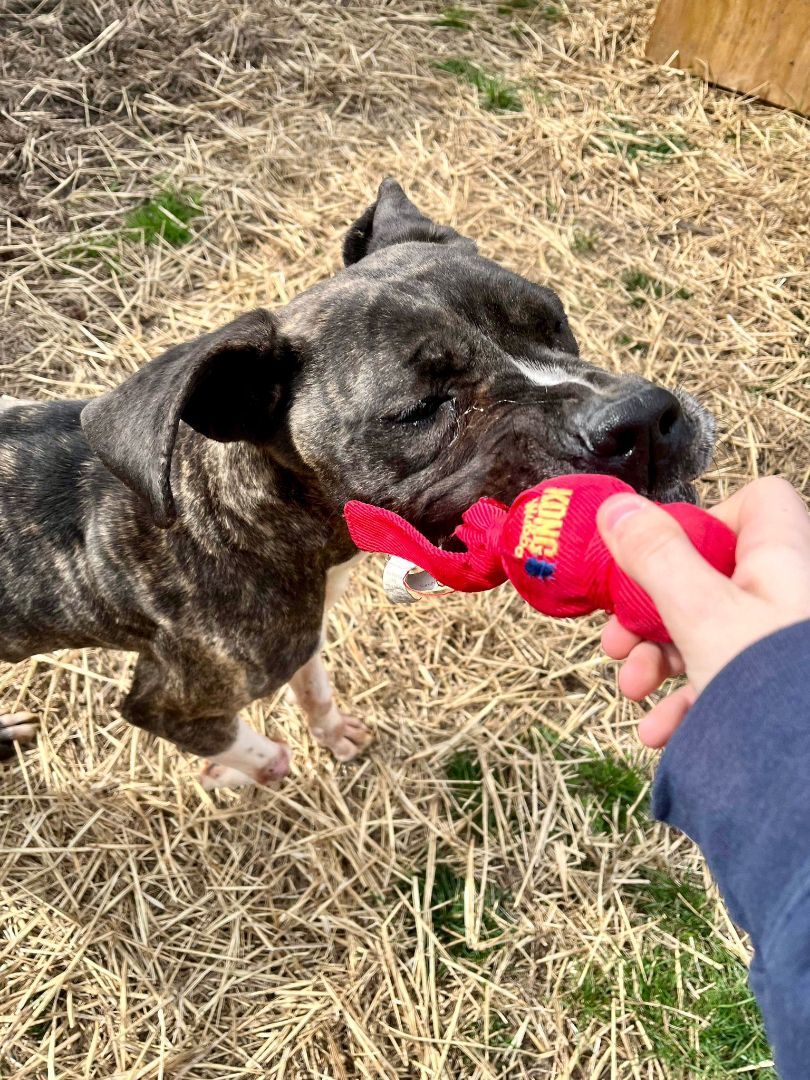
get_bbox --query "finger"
[710,478,810,601]
[601,615,641,660]
[637,684,697,748]
[709,476,810,559]
[597,493,736,643]
[618,641,685,700]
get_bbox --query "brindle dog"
[0,179,714,787]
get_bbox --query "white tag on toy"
[382,557,454,604]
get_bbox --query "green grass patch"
[575,963,616,1024]
[446,748,484,791]
[124,188,202,247]
[615,332,649,356]
[622,268,692,308]
[516,734,770,1070]
[526,724,565,753]
[573,947,772,1076]
[571,227,598,254]
[570,870,773,1076]
[631,868,713,937]
[59,187,202,273]
[569,751,647,832]
[445,749,498,835]
[723,128,753,144]
[595,120,691,162]
[622,268,666,301]
[432,5,475,29]
[693,971,775,1075]
[59,236,119,271]
[433,58,523,112]
[510,736,646,832]
[427,861,507,963]
[525,732,770,1071]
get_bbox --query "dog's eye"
[392,395,453,425]
[553,319,563,335]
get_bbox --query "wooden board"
[646,0,810,115]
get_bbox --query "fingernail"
[601,493,647,532]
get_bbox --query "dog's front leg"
[123,653,290,789]
[288,653,372,762]
[287,556,372,762]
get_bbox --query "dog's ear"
[343,178,477,266]
[81,309,291,527]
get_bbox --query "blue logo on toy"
[524,557,555,580]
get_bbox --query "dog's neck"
[172,427,356,568]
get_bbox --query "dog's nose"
[581,386,687,490]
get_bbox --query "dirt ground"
[1,1,808,1077]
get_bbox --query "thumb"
[596,493,734,644]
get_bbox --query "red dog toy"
[344,474,736,644]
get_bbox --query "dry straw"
[1,1,807,1077]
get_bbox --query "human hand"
[596,477,810,748]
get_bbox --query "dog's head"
[82,179,714,537]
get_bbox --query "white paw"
[313,713,373,762]
[199,762,256,790]
[201,737,291,789]
[0,712,38,761]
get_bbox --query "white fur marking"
[0,396,36,413]
[512,360,595,390]
[207,717,290,784]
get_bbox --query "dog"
[0,179,714,788]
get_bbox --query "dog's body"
[0,181,714,786]
[0,396,360,782]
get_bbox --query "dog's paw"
[199,762,255,790]
[254,743,291,785]
[200,741,291,790]
[315,713,373,762]
[0,712,38,762]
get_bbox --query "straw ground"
[1,1,808,1076]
